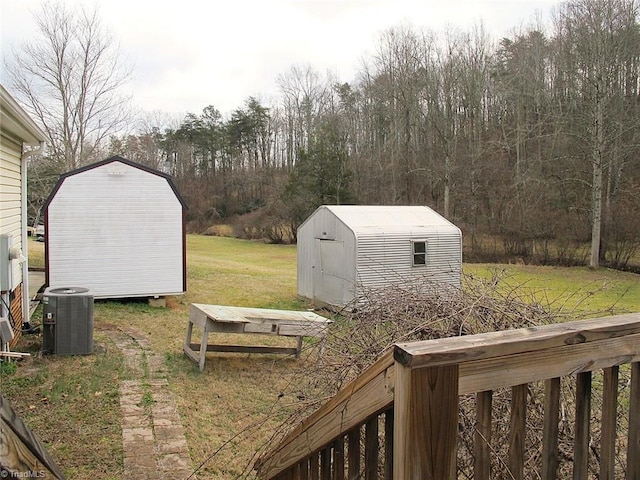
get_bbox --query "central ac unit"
[42,287,94,355]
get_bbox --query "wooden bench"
[183,304,332,371]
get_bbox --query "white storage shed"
[297,205,462,308]
[44,156,186,299]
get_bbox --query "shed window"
[412,240,427,266]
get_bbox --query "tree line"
[7,0,640,268]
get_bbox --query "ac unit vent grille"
[42,286,94,355]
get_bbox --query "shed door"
[314,239,345,306]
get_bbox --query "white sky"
[1,0,562,120]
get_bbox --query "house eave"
[0,85,47,144]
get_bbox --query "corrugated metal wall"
[356,232,461,291]
[297,207,357,303]
[298,206,462,307]
[47,161,184,298]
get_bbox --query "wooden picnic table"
[183,304,332,371]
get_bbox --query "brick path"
[107,329,197,480]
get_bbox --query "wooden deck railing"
[255,312,640,479]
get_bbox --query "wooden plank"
[256,352,395,479]
[347,427,360,480]
[191,304,249,323]
[244,322,278,334]
[384,408,393,480]
[212,305,331,325]
[206,322,246,334]
[0,395,65,479]
[573,371,591,480]
[189,343,299,356]
[395,313,640,369]
[364,417,378,480]
[542,377,560,480]
[600,366,618,480]
[333,437,345,480]
[393,363,458,480]
[474,390,492,479]
[299,458,309,480]
[183,345,201,365]
[277,324,329,338]
[290,463,300,480]
[0,351,30,358]
[238,307,330,324]
[310,452,319,480]
[458,333,640,394]
[296,336,303,359]
[9,285,23,349]
[189,304,214,328]
[184,318,195,352]
[191,304,330,337]
[320,447,331,480]
[627,362,640,480]
[189,305,331,350]
[278,468,292,480]
[199,321,210,371]
[508,384,527,480]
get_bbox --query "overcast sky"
[1,0,562,120]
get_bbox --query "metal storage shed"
[44,156,186,299]
[297,205,462,308]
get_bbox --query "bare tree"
[553,0,640,268]
[6,1,132,170]
[277,64,333,169]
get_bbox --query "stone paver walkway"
[106,328,196,480]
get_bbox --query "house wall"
[0,130,25,342]
[0,135,24,290]
[46,161,184,298]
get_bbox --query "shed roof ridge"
[43,156,188,211]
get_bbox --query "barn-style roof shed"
[44,156,186,299]
[297,205,462,308]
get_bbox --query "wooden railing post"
[542,377,560,480]
[627,362,640,479]
[574,371,592,479]
[601,366,619,480]
[508,384,527,480]
[393,361,459,480]
[474,390,492,478]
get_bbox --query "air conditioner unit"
[0,234,15,292]
[0,317,14,344]
[42,287,94,355]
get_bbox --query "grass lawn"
[2,235,639,479]
[463,263,640,315]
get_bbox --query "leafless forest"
[15,0,640,268]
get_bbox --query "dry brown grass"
[8,235,639,479]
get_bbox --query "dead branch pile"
[253,270,629,479]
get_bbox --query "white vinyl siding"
[46,160,184,299]
[0,136,24,289]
